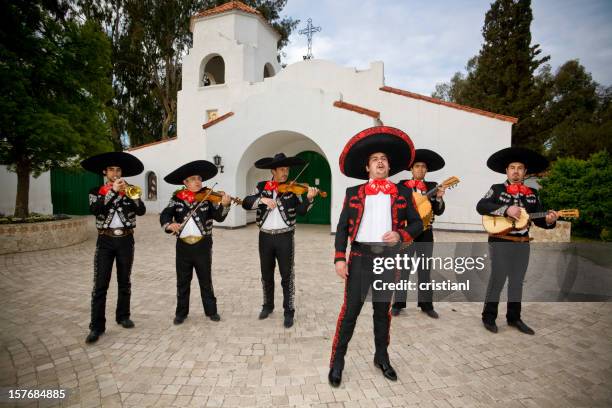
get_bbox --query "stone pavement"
[1,215,611,407]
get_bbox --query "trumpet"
[113,177,142,200]
[124,184,142,200]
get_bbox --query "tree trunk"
[14,160,31,218]
[161,109,173,140]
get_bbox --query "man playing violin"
[81,152,146,344]
[392,149,447,318]
[242,153,319,328]
[160,160,231,325]
[329,126,423,387]
[476,147,558,335]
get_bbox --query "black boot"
[483,321,498,333]
[258,308,272,320]
[373,359,397,381]
[328,366,342,387]
[85,330,104,344]
[117,318,135,328]
[508,320,534,335]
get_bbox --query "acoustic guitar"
[482,208,579,235]
[412,176,460,230]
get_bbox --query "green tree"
[539,60,612,159]
[0,0,114,218]
[539,151,612,240]
[80,0,298,146]
[462,0,549,148]
[432,57,476,102]
[432,0,550,150]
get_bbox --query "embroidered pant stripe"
[329,279,348,367]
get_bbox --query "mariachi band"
[80,125,563,387]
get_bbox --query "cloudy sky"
[280,0,612,95]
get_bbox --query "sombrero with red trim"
[339,126,415,180]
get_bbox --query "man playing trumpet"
[81,152,146,344]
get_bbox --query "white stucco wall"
[0,166,52,215]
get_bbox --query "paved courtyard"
[1,215,611,407]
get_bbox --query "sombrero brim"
[339,126,415,180]
[254,156,306,169]
[411,149,445,172]
[80,152,144,177]
[164,160,218,185]
[487,147,549,174]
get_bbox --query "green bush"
[539,151,612,240]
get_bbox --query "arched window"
[263,63,275,79]
[146,171,157,201]
[201,55,225,86]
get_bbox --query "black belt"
[98,228,133,237]
[351,241,397,256]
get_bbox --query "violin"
[277,182,327,198]
[194,187,243,205]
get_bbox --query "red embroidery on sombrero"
[338,126,415,175]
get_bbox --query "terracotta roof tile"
[126,137,177,152]
[380,86,518,124]
[333,101,380,119]
[202,112,234,129]
[191,1,278,36]
[193,1,261,19]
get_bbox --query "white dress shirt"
[261,190,288,230]
[355,191,392,242]
[109,212,125,228]
[179,217,202,237]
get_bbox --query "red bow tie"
[365,179,398,196]
[506,183,532,196]
[405,179,427,192]
[264,180,278,192]
[176,189,195,203]
[99,183,124,196]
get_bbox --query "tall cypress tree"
[458,0,549,148]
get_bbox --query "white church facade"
[1,1,517,232]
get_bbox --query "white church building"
[2,1,518,232]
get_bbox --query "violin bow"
[174,182,217,236]
[278,162,310,200]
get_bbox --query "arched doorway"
[288,150,331,224]
[232,131,333,228]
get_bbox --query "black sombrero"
[164,160,218,185]
[339,126,415,180]
[486,147,549,174]
[80,152,144,177]
[411,149,445,172]
[254,153,306,169]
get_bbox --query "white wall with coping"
[0,166,52,215]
